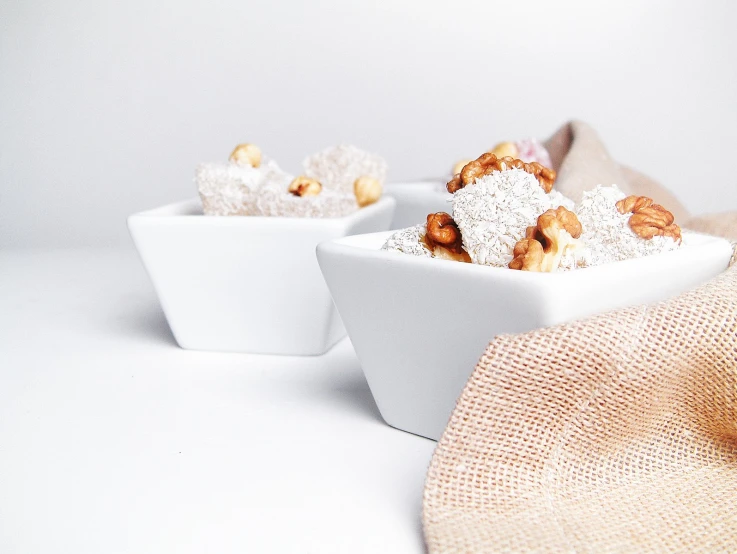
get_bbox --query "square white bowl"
[317,230,733,440]
[384,180,452,229]
[128,197,395,355]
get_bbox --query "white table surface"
[0,248,436,554]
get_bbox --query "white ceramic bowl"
[384,180,451,229]
[317,230,734,439]
[128,197,395,355]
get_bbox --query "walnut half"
[447,152,556,194]
[509,207,583,272]
[615,195,681,242]
[422,212,471,263]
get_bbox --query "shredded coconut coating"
[303,145,388,193]
[515,138,553,167]
[197,159,290,216]
[547,189,575,211]
[197,162,258,210]
[381,225,432,258]
[452,169,558,267]
[197,158,358,218]
[576,185,681,267]
[253,189,357,218]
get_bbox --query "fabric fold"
[545,121,689,221]
[423,237,737,552]
[423,121,737,552]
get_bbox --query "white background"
[0,249,437,553]
[2,4,736,552]
[1,0,737,248]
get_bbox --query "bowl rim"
[384,180,451,198]
[127,196,396,228]
[317,229,733,285]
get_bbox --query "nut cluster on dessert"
[448,152,556,194]
[197,143,387,218]
[383,146,682,272]
[449,138,553,183]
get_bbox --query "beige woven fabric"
[423,235,737,552]
[544,121,689,221]
[422,125,737,553]
[686,212,737,243]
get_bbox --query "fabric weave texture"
[422,122,737,553]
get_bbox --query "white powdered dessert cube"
[452,169,558,267]
[575,185,681,267]
[304,145,388,193]
[547,189,575,211]
[381,224,432,258]
[254,189,358,218]
[196,158,293,216]
[197,155,360,218]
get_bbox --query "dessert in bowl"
[318,151,733,439]
[384,138,553,229]
[129,143,395,355]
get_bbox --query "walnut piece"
[288,176,322,197]
[424,212,463,252]
[447,152,556,194]
[531,206,583,243]
[509,207,583,272]
[229,143,262,167]
[446,174,463,194]
[422,212,471,263]
[354,175,382,207]
[615,195,682,241]
[509,238,545,271]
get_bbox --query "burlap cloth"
[422,122,737,553]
